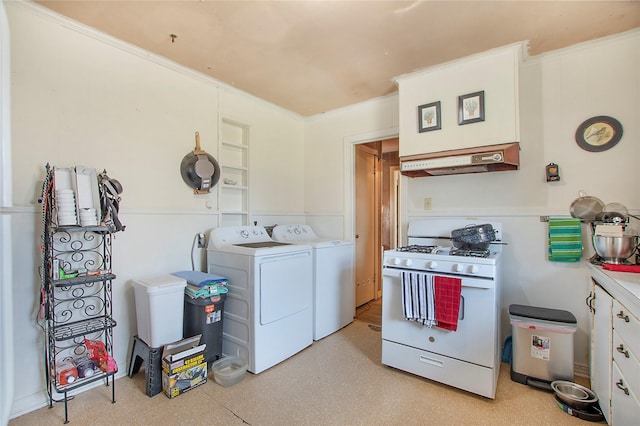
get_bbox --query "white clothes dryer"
[272,224,354,341]
[207,226,313,374]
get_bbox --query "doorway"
[354,138,399,323]
[354,144,378,307]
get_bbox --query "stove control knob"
[469,265,480,274]
[454,264,464,272]
[427,261,438,269]
[240,230,249,238]
[404,259,413,267]
[387,257,397,265]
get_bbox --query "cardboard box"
[161,335,207,398]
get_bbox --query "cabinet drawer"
[612,300,640,357]
[613,330,640,399]
[611,362,640,424]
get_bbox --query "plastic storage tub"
[509,304,577,390]
[132,275,187,348]
[183,293,226,364]
[211,356,247,387]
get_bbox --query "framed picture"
[418,101,441,132]
[458,91,485,125]
[575,115,623,152]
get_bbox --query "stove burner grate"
[396,245,440,254]
[449,248,491,258]
[395,245,492,258]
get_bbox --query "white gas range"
[381,219,503,399]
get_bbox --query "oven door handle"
[459,295,464,321]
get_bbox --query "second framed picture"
[418,101,441,132]
[458,91,485,125]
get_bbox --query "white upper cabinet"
[396,43,525,157]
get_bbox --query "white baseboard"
[10,370,128,420]
[574,362,590,379]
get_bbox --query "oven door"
[381,267,498,368]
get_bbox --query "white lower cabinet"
[611,362,640,425]
[611,300,640,425]
[590,278,640,425]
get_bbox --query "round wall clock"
[575,115,623,152]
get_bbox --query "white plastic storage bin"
[132,275,187,348]
[509,304,577,390]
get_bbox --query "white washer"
[207,226,313,374]
[272,224,354,341]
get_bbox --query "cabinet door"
[591,283,612,424]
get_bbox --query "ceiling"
[34,1,640,117]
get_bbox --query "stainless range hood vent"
[400,142,520,177]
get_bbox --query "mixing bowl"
[592,234,638,263]
[551,381,599,410]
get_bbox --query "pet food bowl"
[211,356,247,387]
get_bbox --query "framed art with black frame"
[575,115,623,152]
[418,101,441,133]
[458,91,485,125]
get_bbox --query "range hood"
[400,142,520,177]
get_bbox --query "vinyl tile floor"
[10,319,590,425]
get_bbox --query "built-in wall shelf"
[219,118,249,225]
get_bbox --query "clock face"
[575,116,623,152]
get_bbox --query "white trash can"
[509,304,577,390]
[132,275,187,348]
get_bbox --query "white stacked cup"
[55,189,78,225]
[79,208,99,227]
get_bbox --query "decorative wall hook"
[546,163,560,182]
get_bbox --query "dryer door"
[259,252,312,325]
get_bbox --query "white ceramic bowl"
[57,217,78,225]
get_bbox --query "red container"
[56,361,78,386]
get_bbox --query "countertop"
[587,262,640,315]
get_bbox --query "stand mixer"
[569,194,639,265]
[589,204,639,265]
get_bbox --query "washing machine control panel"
[271,224,318,242]
[210,226,271,247]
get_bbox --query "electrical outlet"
[424,198,432,210]
[197,233,206,248]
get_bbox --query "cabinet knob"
[616,344,630,358]
[616,310,630,323]
[615,379,630,396]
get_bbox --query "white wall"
[6,2,304,418]
[304,95,399,240]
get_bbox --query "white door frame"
[0,1,14,423]
[342,127,398,243]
